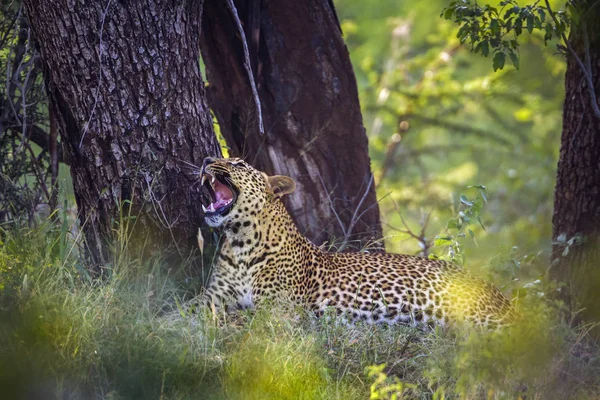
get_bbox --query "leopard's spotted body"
[187,157,513,328]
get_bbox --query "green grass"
[1,220,600,399]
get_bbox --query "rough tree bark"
[550,3,600,325]
[200,0,383,250]
[23,0,222,266]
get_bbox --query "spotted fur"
[187,158,513,328]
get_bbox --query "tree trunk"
[200,0,383,251]
[23,0,222,267]
[550,4,600,325]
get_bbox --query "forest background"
[2,0,599,399]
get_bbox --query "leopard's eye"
[229,159,248,168]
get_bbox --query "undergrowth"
[1,219,600,399]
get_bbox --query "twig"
[5,6,25,139]
[545,0,600,119]
[387,199,432,256]
[18,51,37,150]
[22,138,51,202]
[225,0,264,135]
[317,172,347,237]
[80,0,113,148]
[317,171,387,252]
[144,173,184,258]
[339,175,380,252]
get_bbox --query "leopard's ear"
[264,173,296,197]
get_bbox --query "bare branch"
[22,137,51,203]
[339,174,374,252]
[225,0,264,135]
[317,172,346,237]
[4,124,65,164]
[387,198,432,257]
[144,173,184,259]
[373,105,515,147]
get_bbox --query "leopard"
[186,157,514,329]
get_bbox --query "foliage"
[336,0,563,283]
[0,2,54,226]
[367,364,416,399]
[441,0,570,70]
[432,185,488,265]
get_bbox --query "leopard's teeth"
[211,176,216,184]
[201,174,206,186]
[202,204,208,213]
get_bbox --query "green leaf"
[460,195,473,207]
[447,218,459,230]
[468,184,488,201]
[490,18,500,35]
[434,235,453,246]
[471,197,483,213]
[515,18,522,35]
[480,190,488,203]
[526,15,534,33]
[538,8,546,23]
[492,51,506,71]
[468,229,478,246]
[509,51,520,69]
[477,216,487,231]
[481,39,489,57]
[468,184,487,190]
[457,25,470,43]
[504,6,517,18]
[443,7,455,20]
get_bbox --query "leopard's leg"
[184,252,253,314]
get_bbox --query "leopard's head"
[200,157,295,228]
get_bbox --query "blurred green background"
[336,0,564,287]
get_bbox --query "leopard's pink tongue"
[208,180,233,210]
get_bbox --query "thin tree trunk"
[200,0,383,251]
[550,4,600,325]
[24,0,222,267]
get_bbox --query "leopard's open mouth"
[200,169,238,216]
